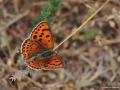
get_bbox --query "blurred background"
[0,0,120,90]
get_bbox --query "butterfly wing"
[27,55,64,69]
[30,21,54,49]
[46,55,64,68]
[21,38,46,60]
[21,21,63,69]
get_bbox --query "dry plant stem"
[89,60,110,81]
[8,46,19,66]
[6,10,30,28]
[1,58,64,89]
[0,60,43,88]
[0,10,30,31]
[53,0,110,51]
[103,38,120,46]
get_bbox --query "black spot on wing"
[41,24,44,26]
[39,39,42,42]
[35,32,38,34]
[46,35,50,38]
[41,33,44,35]
[33,35,37,39]
[42,29,49,32]
[39,35,42,37]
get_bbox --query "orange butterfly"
[21,21,64,69]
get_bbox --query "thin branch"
[53,0,110,51]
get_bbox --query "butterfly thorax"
[28,49,55,61]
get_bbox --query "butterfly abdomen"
[41,50,54,58]
[29,50,54,61]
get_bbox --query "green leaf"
[81,32,96,41]
[33,0,61,27]
[72,32,96,42]
[80,80,94,88]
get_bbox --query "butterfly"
[21,21,64,69]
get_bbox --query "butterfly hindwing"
[30,21,54,49]
[27,55,64,69]
[46,55,64,68]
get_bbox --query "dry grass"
[0,0,120,90]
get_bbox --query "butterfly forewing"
[30,21,54,49]
[21,39,46,60]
